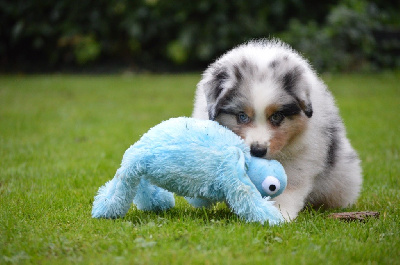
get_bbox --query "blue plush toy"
[92,117,287,225]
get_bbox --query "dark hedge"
[1,0,399,72]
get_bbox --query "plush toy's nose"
[262,176,281,196]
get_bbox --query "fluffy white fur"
[192,39,362,220]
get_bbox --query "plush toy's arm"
[92,149,149,219]
[221,147,284,225]
[92,170,138,219]
[220,176,284,225]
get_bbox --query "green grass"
[1,72,399,264]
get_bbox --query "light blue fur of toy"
[92,117,287,225]
[185,158,287,208]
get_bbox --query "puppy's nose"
[250,144,267,157]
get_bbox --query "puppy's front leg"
[273,178,313,221]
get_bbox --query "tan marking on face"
[268,115,307,155]
[216,111,254,140]
[215,105,258,141]
[264,104,280,118]
[231,126,246,139]
[232,108,256,139]
[244,106,255,119]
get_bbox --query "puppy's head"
[198,39,314,159]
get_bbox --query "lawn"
[1,72,399,264]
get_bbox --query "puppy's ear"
[298,95,313,118]
[281,67,313,118]
[198,66,235,120]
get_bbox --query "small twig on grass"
[327,211,380,222]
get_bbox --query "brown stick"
[327,211,380,222]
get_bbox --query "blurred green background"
[1,0,399,73]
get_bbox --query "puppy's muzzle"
[250,144,267,157]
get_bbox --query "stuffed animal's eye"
[269,112,285,126]
[237,112,251,124]
[262,176,281,196]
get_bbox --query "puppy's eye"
[269,112,285,126]
[237,112,251,124]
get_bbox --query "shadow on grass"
[107,200,352,227]
[123,201,241,226]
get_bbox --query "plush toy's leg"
[185,197,215,208]
[92,168,141,219]
[133,179,175,211]
[224,175,285,225]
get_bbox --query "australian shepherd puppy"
[192,39,362,220]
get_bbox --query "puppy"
[192,39,362,220]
